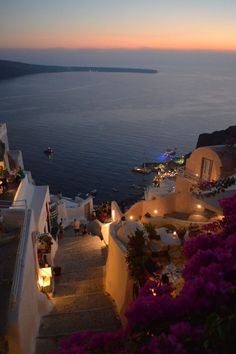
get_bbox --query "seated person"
[15,167,25,182]
[18,166,25,179]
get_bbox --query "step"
[38,308,121,337]
[55,255,106,272]
[53,265,105,283]
[50,292,116,314]
[35,337,59,354]
[53,277,104,297]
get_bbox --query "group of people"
[0,166,25,193]
[72,218,87,236]
[58,218,88,239]
[90,202,111,223]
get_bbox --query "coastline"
[0,59,158,80]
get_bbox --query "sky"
[0,0,236,51]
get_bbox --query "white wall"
[57,197,93,227]
[13,173,34,208]
[7,210,52,354]
[101,222,111,245]
[36,188,50,234]
[111,201,123,222]
[105,224,134,325]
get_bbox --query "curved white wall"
[105,224,134,325]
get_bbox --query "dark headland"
[0,59,158,80]
[196,125,236,147]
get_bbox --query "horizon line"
[1,46,236,53]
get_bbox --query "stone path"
[35,227,121,354]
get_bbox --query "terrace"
[0,180,21,208]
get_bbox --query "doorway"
[200,158,213,181]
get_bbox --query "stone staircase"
[35,227,121,354]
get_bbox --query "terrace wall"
[7,210,52,354]
[105,224,134,325]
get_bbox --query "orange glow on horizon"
[1,42,236,52]
[1,32,236,52]
[1,2,236,53]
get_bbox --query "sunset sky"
[1,0,236,51]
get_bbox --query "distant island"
[0,59,158,80]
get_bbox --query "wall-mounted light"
[154,210,158,214]
[197,204,202,209]
[129,215,134,220]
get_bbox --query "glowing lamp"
[154,210,158,214]
[173,231,177,239]
[197,204,202,209]
[38,267,52,288]
[129,215,134,220]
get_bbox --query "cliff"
[196,125,236,148]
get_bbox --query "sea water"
[0,50,235,202]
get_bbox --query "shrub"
[144,223,159,239]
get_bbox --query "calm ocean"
[0,50,236,203]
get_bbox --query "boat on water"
[164,148,177,157]
[86,189,97,197]
[132,166,152,174]
[44,146,53,155]
[130,184,143,190]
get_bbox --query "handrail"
[183,171,200,182]
[0,199,27,209]
[9,209,32,310]
[11,199,28,208]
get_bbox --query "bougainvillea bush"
[196,176,235,197]
[55,192,236,354]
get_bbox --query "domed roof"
[206,145,236,173]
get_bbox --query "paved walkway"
[35,227,121,354]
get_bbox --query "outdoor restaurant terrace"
[0,168,25,208]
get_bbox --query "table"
[155,227,181,246]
